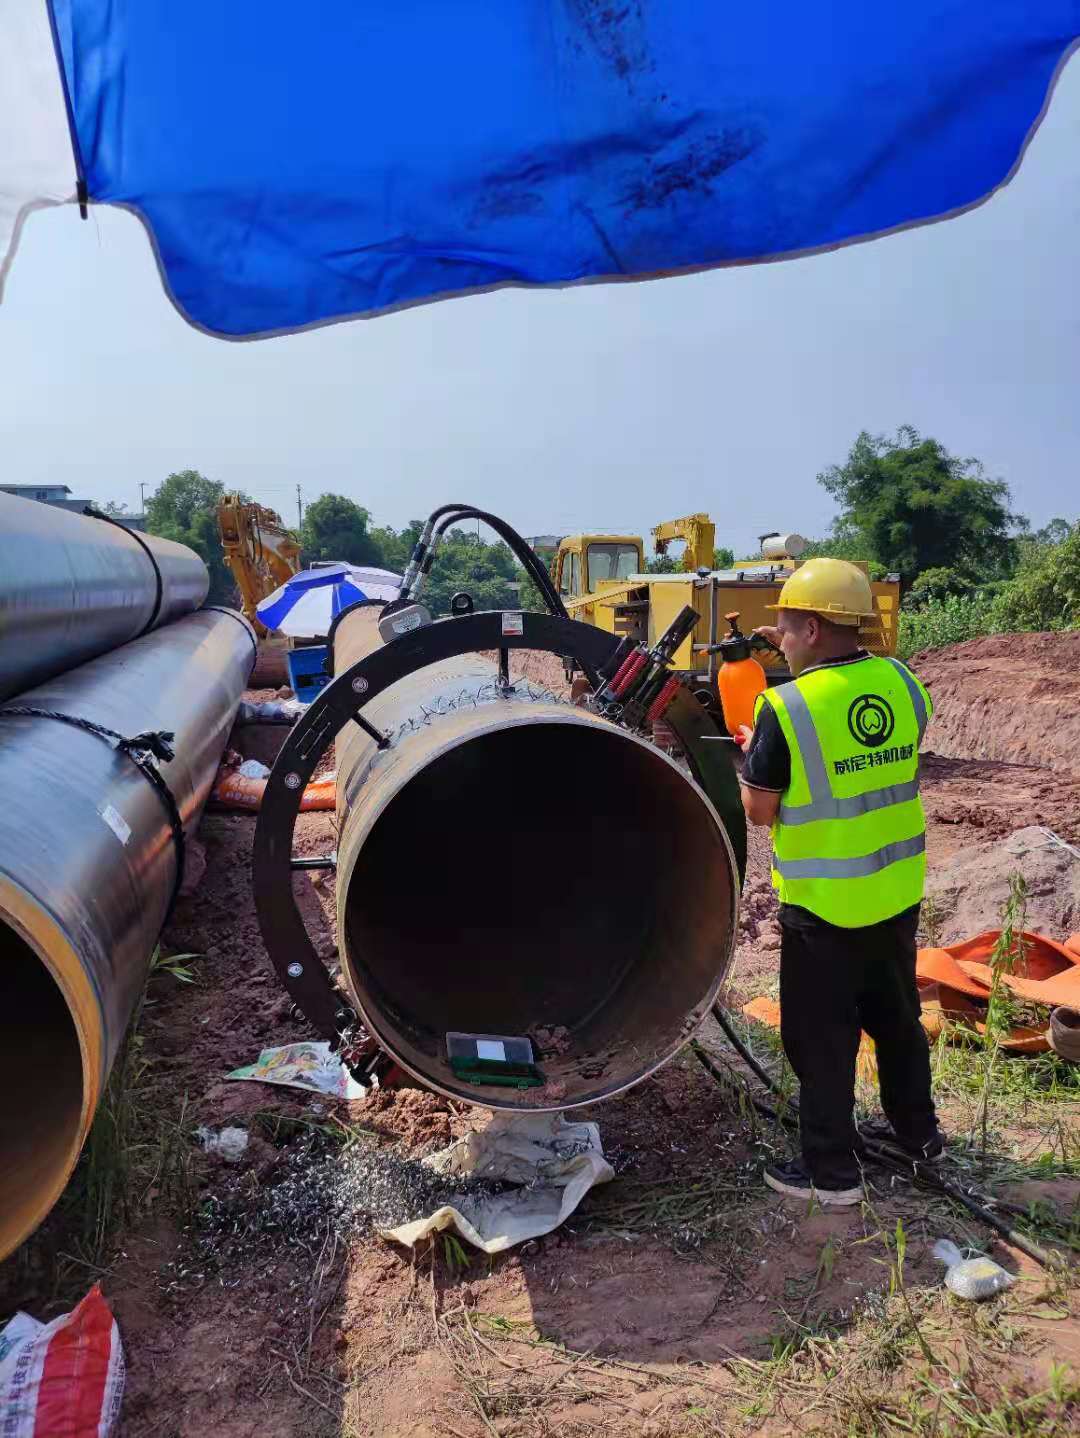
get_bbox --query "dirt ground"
[3,635,1079,1436]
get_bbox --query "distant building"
[1,484,146,531]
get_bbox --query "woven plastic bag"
[0,1286,124,1436]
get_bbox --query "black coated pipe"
[0,491,209,701]
[0,607,254,1259]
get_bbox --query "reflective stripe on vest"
[777,682,921,825]
[773,832,926,880]
[884,656,929,742]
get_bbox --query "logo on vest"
[847,694,895,748]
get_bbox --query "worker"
[737,557,943,1206]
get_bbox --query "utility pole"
[296,484,303,531]
[139,481,147,514]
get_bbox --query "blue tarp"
[51,2,1079,338]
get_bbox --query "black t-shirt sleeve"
[741,702,791,792]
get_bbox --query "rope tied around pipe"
[0,706,187,920]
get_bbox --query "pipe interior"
[343,722,735,1106]
[0,927,85,1251]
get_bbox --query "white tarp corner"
[0,1,78,301]
[380,1111,613,1255]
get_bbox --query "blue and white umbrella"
[256,564,401,638]
[1,4,1077,338]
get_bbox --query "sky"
[1,57,1078,561]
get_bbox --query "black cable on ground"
[698,1002,1055,1269]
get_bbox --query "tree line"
[796,426,1077,655]
[133,434,1078,654]
[137,470,543,613]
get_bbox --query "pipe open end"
[0,927,86,1259]
[342,720,737,1109]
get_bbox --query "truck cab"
[552,534,644,604]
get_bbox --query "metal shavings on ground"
[167,1133,507,1285]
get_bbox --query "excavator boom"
[218,494,302,633]
[651,514,716,572]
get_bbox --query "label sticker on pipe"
[501,612,524,637]
[99,804,131,845]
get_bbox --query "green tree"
[903,565,974,610]
[421,528,522,615]
[646,553,680,573]
[816,426,1023,581]
[1033,517,1073,547]
[799,528,888,580]
[714,545,735,569]
[300,493,382,567]
[100,499,130,516]
[994,520,1080,631]
[144,470,238,604]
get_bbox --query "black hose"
[429,507,568,620]
[701,1002,1054,1268]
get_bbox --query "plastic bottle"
[716,612,767,735]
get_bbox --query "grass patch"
[3,948,196,1305]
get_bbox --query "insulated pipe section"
[0,491,210,701]
[333,612,738,1110]
[0,608,254,1260]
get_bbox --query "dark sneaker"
[857,1119,945,1165]
[764,1159,861,1207]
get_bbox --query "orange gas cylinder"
[716,612,767,735]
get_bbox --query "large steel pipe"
[0,608,254,1260]
[0,491,210,701]
[333,613,738,1110]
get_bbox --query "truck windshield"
[587,543,639,586]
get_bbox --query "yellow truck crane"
[550,517,900,715]
[217,494,302,635]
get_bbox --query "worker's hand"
[735,724,754,751]
[752,625,783,651]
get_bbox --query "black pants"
[778,902,938,1188]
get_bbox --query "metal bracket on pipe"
[252,610,746,1055]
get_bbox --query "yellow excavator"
[217,495,302,636]
[550,515,900,711]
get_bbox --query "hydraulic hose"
[699,1001,1055,1268]
[429,507,568,620]
[401,503,567,621]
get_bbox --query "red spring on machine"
[609,650,648,699]
[646,675,682,725]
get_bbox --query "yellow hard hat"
[769,557,874,626]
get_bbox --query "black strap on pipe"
[0,707,188,922]
[83,507,165,636]
[200,605,259,671]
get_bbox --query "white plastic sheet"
[381,1111,613,1255]
[0,1,77,300]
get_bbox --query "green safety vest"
[758,654,932,928]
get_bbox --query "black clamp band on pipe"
[200,605,259,672]
[83,506,165,636]
[0,706,188,922]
